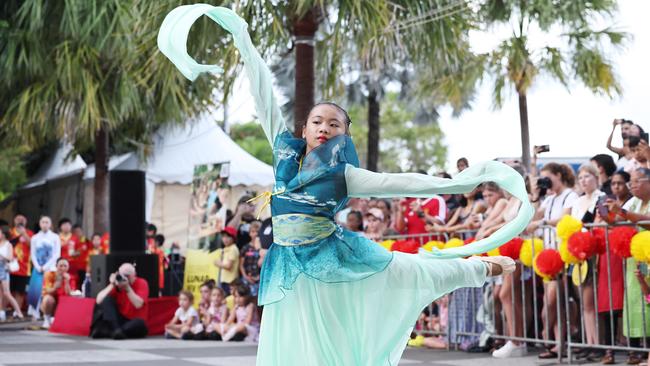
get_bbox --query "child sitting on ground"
[222,285,259,342]
[197,280,215,320]
[203,287,229,340]
[165,290,200,340]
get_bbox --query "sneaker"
[41,319,51,329]
[492,341,527,358]
[0,311,6,322]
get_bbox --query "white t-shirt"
[175,306,199,327]
[30,230,61,272]
[540,188,579,248]
[570,190,605,221]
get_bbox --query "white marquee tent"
[15,115,274,250]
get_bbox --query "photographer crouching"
[90,263,149,339]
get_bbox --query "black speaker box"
[110,171,146,254]
[90,253,159,298]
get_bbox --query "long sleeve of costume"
[44,235,61,272]
[30,235,39,270]
[157,5,287,146]
[345,161,534,258]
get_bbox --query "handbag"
[9,259,19,273]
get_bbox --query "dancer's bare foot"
[480,256,515,276]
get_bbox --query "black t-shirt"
[259,217,273,249]
[240,244,261,277]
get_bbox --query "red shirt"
[109,277,149,320]
[42,272,77,299]
[60,233,86,271]
[101,233,110,254]
[10,228,33,277]
[403,197,446,235]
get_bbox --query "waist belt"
[272,214,337,247]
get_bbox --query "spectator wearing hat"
[214,227,240,296]
[364,208,386,241]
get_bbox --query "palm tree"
[0,1,239,232]
[423,0,627,171]
[238,1,475,170]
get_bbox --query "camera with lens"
[537,177,553,197]
[115,273,127,283]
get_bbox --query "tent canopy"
[84,115,274,187]
[24,143,87,189]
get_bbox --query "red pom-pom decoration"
[464,237,476,244]
[499,237,524,260]
[591,228,607,255]
[567,231,597,261]
[391,240,420,254]
[535,249,564,278]
[609,226,638,258]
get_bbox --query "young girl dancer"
[158,5,533,365]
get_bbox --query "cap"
[221,226,237,239]
[364,208,384,222]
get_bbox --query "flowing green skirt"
[256,252,487,365]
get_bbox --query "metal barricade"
[377,221,650,363]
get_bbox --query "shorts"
[0,263,8,282]
[10,275,29,293]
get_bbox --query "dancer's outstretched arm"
[157,5,287,146]
[344,161,534,259]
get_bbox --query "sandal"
[627,352,642,365]
[539,350,560,359]
[602,350,615,365]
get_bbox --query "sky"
[223,0,648,172]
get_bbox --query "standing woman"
[598,171,631,364]
[570,165,605,361]
[0,225,24,321]
[527,163,578,358]
[27,216,61,320]
[158,6,533,365]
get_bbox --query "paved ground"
[0,323,607,366]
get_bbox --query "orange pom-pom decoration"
[391,240,420,254]
[534,249,564,279]
[609,226,637,258]
[567,231,597,261]
[499,237,524,260]
[591,228,607,255]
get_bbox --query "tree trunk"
[94,124,109,234]
[367,88,380,172]
[292,8,318,136]
[518,92,531,173]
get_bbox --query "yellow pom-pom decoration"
[487,247,501,257]
[423,240,445,251]
[556,215,583,241]
[519,238,544,267]
[444,238,464,249]
[631,231,650,263]
[559,239,579,265]
[379,240,395,251]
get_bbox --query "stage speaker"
[110,170,146,253]
[90,253,159,298]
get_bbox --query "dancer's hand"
[479,256,515,276]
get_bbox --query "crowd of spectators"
[321,119,650,364]
[5,118,650,361]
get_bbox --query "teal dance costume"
[158,5,534,365]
